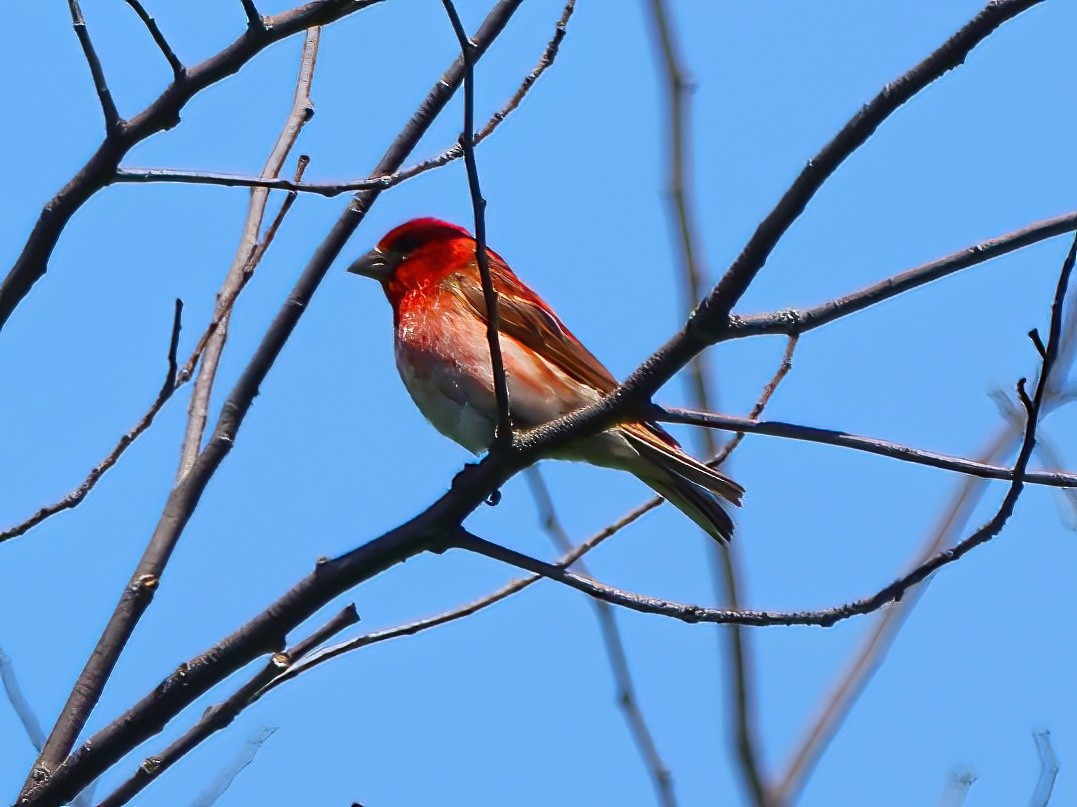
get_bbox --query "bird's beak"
[347,248,393,282]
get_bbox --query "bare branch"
[177,28,320,479]
[442,0,512,448]
[95,607,356,807]
[111,0,577,198]
[191,727,277,807]
[644,0,765,798]
[1030,730,1059,807]
[707,336,798,469]
[0,0,384,331]
[527,469,676,807]
[67,0,122,134]
[1,647,47,750]
[122,0,186,80]
[730,212,1077,340]
[657,407,1077,489]
[0,300,182,543]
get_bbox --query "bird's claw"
[485,489,502,507]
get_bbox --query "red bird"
[348,218,744,541]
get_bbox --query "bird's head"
[348,217,473,289]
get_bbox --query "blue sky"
[2,1,1076,805]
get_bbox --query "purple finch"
[349,218,743,541]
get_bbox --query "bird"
[348,217,744,542]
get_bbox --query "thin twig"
[657,407,1077,489]
[527,469,676,807]
[95,607,357,807]
[442,0,512,448]
[177,28,320,479]
[1,647,47,750]
[190,727,277,807]
[708,336,798,468]
[122,0,185,80]
[21,30,321,795]
[645,0,766,799]
[1030,730,1059,807]
[67,0,122,134]
[0,300,182,543]
[111,0,577,199]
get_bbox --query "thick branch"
[644,1,765,801]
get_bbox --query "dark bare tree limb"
[122,0,186,80]
[66,0,122,134]
[95,607,357,807]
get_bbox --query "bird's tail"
[622,424,744,543]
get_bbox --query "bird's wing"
[453,260,620,396]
